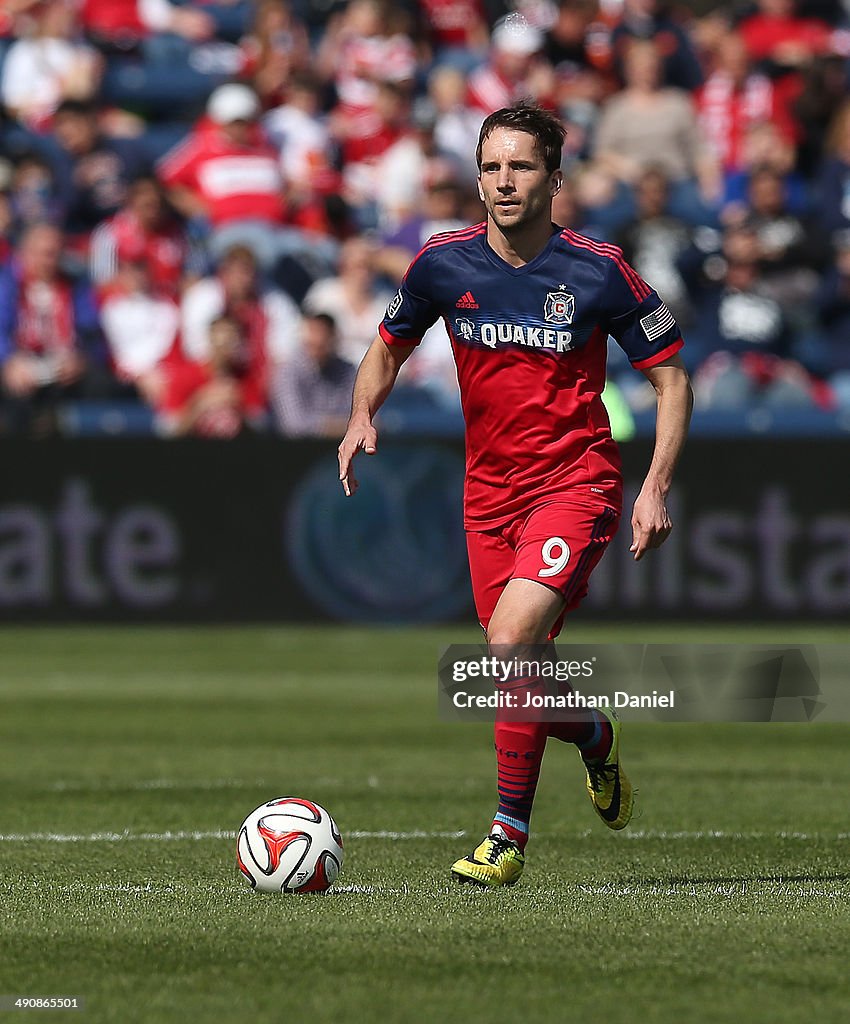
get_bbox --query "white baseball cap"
[492,15,544,56]
[207,84,260,124]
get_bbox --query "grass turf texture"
[1,625,849,1024]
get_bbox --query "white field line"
[0,829,848,843]
[47,778,346,793]
[0,829,468,843]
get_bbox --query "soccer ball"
[236,797,343,894]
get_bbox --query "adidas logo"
[456,291,479,309]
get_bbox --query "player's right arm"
[338,244,440,496]
[338,337,416,496]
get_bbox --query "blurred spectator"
[318,0,416,111]
[373,100,463,230]
[99,257,179,404]
[265,74,347,246]
[159,82,337,286]
[466,15,552,115]
[609,0,704,92]
[681,223,818,408]
[378,165,467,280]
[592,39,720,224]
[49,100,146,236]
[615,166,693,323]
[1,0,101,132]
[815,99,850,238]
[0,223,109,434]
[417,0,489,73]
[157,313,266,437]
[544,0,613,161]
[697,31,798,176]
[721,120,807,213]
[792,54,847,177]
[429,65,484,182]
[90,177,204,298]
[158,84,283,249]
[239,0,310,109]
[180,243,300,373]
[80,0,214,54]
[320,0,416,217]
[8,154,62,233]
[735,165,825,313]
[302,237,393,365]
[337,81,412,223]
[271,312,356,436]
[264,72,336,204]
[738,0,834,78]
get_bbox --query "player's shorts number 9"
[538,537,571,578]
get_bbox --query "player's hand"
[630,484,672,561]
[338,417,377,497]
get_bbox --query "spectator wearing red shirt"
[157,313,267,437]
[318,0,416,112]
[697,31,797,174]
[738,0,834,76]
[466,16,553,116]
[80,0,214,52]
[90,177,204,298]
[158,83,337,286]
[417,0,489,73]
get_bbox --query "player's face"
[477,128,561,233]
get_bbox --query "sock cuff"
[493,812,529,835]
[576,712,602,753]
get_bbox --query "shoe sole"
[451,869,520,888]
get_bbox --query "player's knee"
[486,624,544,648]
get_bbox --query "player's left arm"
[631,354,694,561]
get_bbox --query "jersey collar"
[480,223,562,276]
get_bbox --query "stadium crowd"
[1,0,850,437]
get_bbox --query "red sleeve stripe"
[404,222,487,278]
[379,323,421,346]
[561,229,650,301]
[631,338,684,369]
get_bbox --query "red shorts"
[466,499,620,639]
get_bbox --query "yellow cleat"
[582,707,634,830]
[451,834,525,888]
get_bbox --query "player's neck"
[486,219,555,268]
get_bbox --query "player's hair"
[476,102,566,174]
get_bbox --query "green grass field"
[1,625,849,1024]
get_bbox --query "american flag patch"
[640,303,676,342]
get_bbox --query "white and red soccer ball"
[237,797,344,894]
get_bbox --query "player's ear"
[477,176,485,203]
[551,170,564,197]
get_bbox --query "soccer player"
[338,102,693,886]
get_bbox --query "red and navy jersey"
[379,223,684,529]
